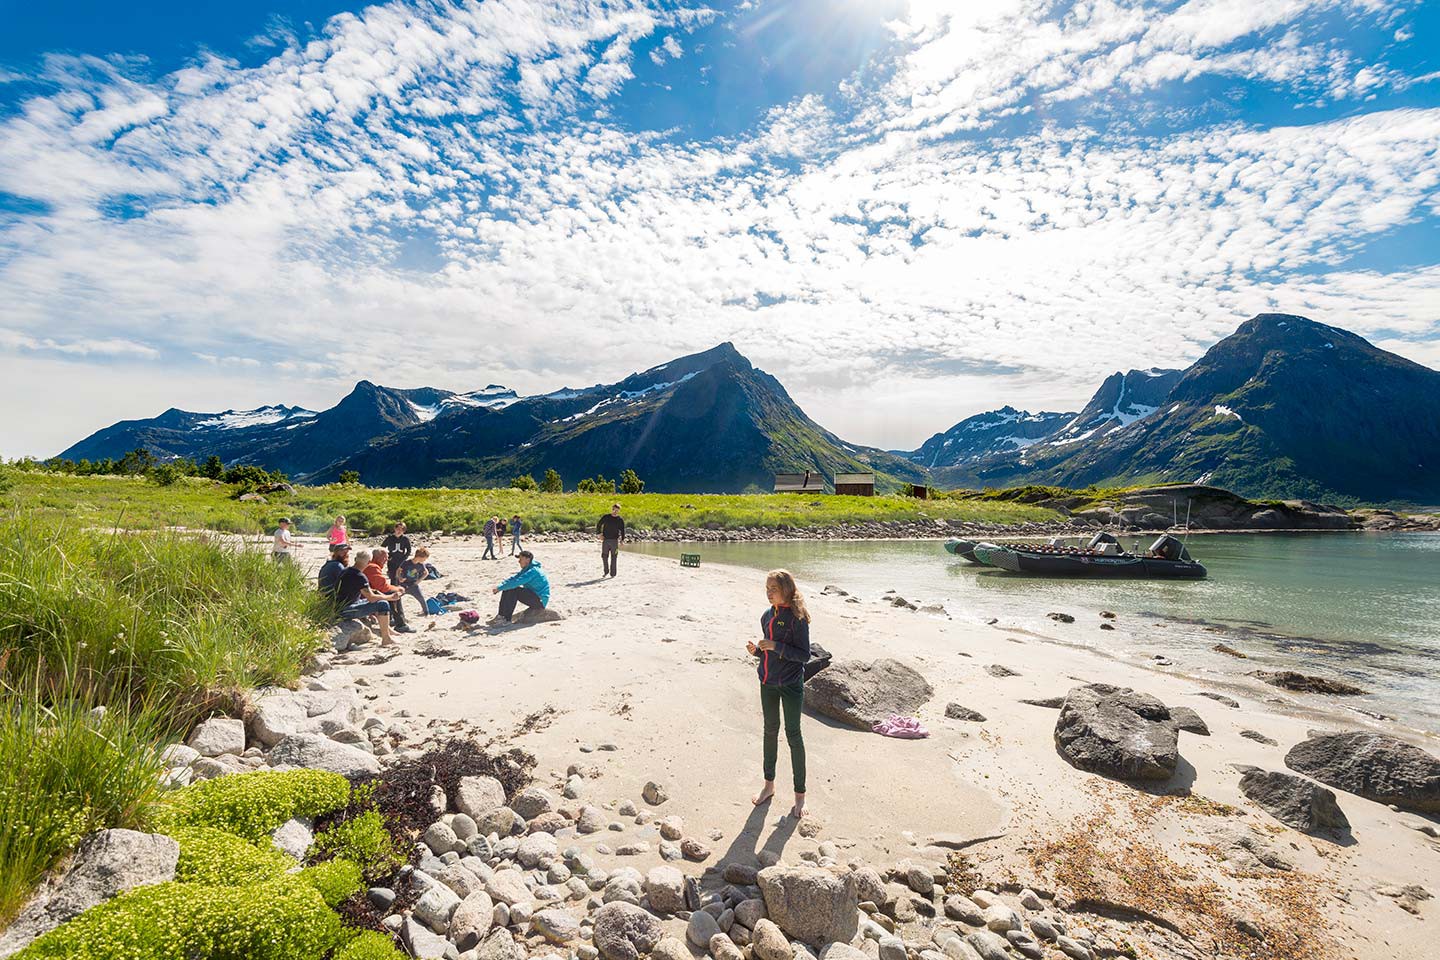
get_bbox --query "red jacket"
[363,563,396,594]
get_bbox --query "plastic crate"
[680,553,701,568]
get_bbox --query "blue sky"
[2,0,1438,456]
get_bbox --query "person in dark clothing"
[509,515,523,556]
[747,568,811,819]
[365,548,413,633]
[482,516,499,560]
[396,547,432,615]
[317,542,351,602]
[336,549,395,646]
[596,503,625,577]
[381,522,412,582]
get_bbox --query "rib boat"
[968,533,1207,579]
[942,538,984,563]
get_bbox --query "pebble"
[642,781,669,805]
[1018,889,1043,911]
[682,839,712,862]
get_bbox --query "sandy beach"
[314,537,1438,960]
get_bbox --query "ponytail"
[766,569,810,623]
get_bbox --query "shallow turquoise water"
[627,532,1440,732]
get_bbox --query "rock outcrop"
[1285,732,1440,813]
[1054,684,1179,781]
[805,659,933,729]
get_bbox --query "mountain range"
[57,315,1440,504]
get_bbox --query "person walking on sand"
[381,522,412,582]
[596,502,625,577]
[482,516,499,560]
[272,518,301,564]
[509,514,523,556]
[489,550,550,624]
[327,515,348,547]
[747,569,811,819]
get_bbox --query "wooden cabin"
[905,482,930,500]
[833,472,876,496]
[774,470,826,494]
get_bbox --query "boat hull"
[972,544,1206,579]
[943,538,984,563]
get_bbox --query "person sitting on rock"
[336,549,396,646]
[747,568,812,819]
[317,541,351,603]
[364,547,414,633]
[490,550,550,625]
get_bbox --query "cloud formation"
[1,0,1437,455]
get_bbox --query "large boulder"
[805,659,933,729]
[1054,684,1178,781]
[267,733,380,777]
[757,866,859,947]
[1284,732,1440,813]
[592,901,664,960]
[186,717,246,757]
[450,891,495,950]
[1238,768,1350,832]
[455,775,508,819]
[0,830,180,957]
[644,866,686,914]
[247,687,365,748]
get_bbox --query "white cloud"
[0,0,1436,458]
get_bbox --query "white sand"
[321,538,1438,959]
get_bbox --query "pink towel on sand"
[872,716,929,738]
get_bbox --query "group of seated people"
[317,539,434,646]
[316,520,553,641]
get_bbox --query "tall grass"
[0,666,170,923]
[0,513,327,923]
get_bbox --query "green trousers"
[761,681,806,794]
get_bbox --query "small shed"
[833,472,876,496]
[905,483,931,500]
[774,470,826,494]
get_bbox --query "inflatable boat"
[969,533,1207,579]
[942,538,984,563]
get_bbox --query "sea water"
[627,532,1440,733]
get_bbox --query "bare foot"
[752,782,776,806]
[790,793,806,818]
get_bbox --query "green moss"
[335,930,408,960]
[153,770,350,843]
[170,825,294,886]
[297,858,363,907]
[14,875,346,960]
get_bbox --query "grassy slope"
[8,473,1061,537]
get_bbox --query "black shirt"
[317,559,347,598]
[597,514,626,540]
[336,567,369,608]
[381,533,412,564]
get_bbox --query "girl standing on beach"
[327,515,348,546]
[748,569,811,818]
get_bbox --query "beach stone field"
[14,538,1438,960]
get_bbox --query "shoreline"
[309,539,1438,960]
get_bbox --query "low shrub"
[335,930,408,960]
[309,809,402,883]
[13,876,346,960]
[169,825,294,886]
[154,770,351,844]
[298,858,364,907]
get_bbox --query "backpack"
[426,597,444,615]
[803,642,832,682]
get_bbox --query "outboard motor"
[1087,532,1120,550]
[1149,534,1190,562]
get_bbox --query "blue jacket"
[756,605,810,686]
[497,561,550,606]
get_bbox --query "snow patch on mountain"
[195,406,315,430]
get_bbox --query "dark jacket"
[317,559,347,598]
[597,514,626,541]
[381,533,412,564]
[756,605,810,686]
